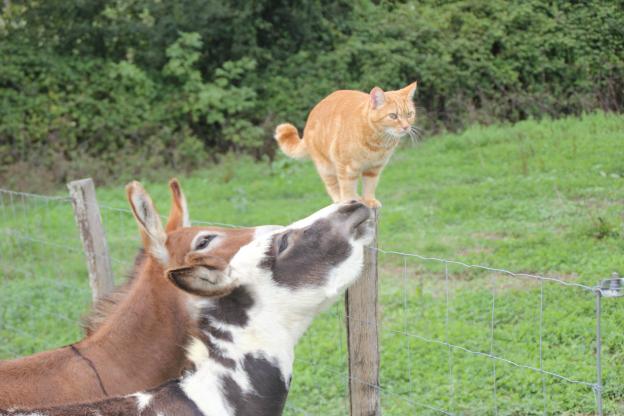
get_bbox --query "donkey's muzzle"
[334,201,372,235]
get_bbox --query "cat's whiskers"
[411,125,424,136]
[407,125,424,145]
[381,131,401,148]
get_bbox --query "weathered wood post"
[68,178,115,302]
[346,208,380,416]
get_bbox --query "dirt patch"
[471,231,506,241]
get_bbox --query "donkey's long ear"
[126,181,168,265]
[167,261,237,298]
[166,178,190,232]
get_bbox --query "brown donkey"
[0,194,374,416]
[0,180,260,409]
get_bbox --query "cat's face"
[368,82,417,139]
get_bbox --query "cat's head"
[368,82,417,139]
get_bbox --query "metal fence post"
[595,273,623,416]
[346,208,381,416]
[595,288,603,416]
[68,178,115,302]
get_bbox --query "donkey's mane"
[81,249,146,335]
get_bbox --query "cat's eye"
[388,113,398,120]
[195,234,217,250]
[277,232,290,255]
[406,111,414,117]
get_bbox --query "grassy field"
[1,112,623,415]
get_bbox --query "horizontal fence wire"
[344,312,597,389]
[374,248,596,293]
[0,187,609,415]
[0,189,71,201]
[0,189,139,359]
[0,189,90,358]
[370,247,601,415]
[97,203,246,229]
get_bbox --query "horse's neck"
[78,261,191,392]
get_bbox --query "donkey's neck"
[178,286,315,416]
[181,334,295,416]
[77,259,190,394]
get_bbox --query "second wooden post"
[345,209,380,416]
[68,178,115,302]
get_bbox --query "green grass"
[1,112,623,415]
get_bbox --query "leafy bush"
[0,0,622,189]
[163,32,263,152]
[261,1,624,130]
[0,32,264,189]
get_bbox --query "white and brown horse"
[0,180,260,408]
[1,186,374,415]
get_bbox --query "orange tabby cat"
[275,82,417,208]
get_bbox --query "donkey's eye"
[277,233,289,255]
[195,235,217,250]
[388,113,398,120]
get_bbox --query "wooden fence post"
[346,209,381,416]
[68,178,114,302]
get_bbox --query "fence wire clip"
[598,273,624,298]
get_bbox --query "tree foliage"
[0,0,622,188]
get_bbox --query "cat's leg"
[320,174,341,203]
[316,163,342,203]
[362,167,383,208]
[337,165,360,202]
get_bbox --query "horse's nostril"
[349,200,358,204]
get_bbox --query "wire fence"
[0,188,137,358]
[364,248,604,415]
[0,185,621,415]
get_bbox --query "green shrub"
[261,1,624,130]
[0,32,264,188]
[0,1,622,189]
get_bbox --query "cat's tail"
[274,123,308,159]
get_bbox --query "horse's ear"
[126,181,168,265]
[166,178,190,232]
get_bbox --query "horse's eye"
[388,113,398,120]
[195,235,217,250]
[277,233,289,255]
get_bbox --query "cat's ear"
[369,87,385,109]
[401,81,418,101]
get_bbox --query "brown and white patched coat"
[2,199,373,416]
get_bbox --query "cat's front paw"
[362,198,382,208]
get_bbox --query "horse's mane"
[81,249,146,335]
